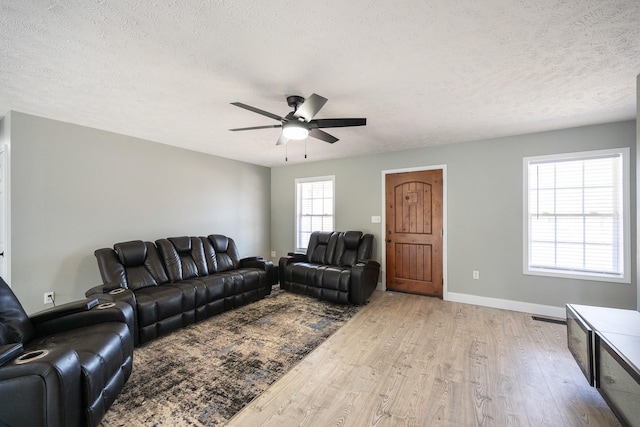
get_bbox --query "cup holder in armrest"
[15,349,50,364]
[108,288,126,295]
[96,302,116,310]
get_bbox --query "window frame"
[295,175,335,252]
[522,147,631,284]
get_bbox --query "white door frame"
[380,165,448,299]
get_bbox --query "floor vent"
[532,316,567,325]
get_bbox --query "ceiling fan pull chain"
[285,143,288,162]
[305,139,307,159]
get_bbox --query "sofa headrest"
[169,236,192,253]
[114,240,147,267]
[317,232,333,245]
[209,234,229,253]
[343,231,363,249]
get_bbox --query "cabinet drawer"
[596,332,640,427]
[566,304,594,386]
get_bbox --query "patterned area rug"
[100,289,361,426]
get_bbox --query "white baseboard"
[445,291,566,319]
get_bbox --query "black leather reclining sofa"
[0,277,134,427]
[87,234,276,345]
[279,231,380,305]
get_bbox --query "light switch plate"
[371,216,381,223]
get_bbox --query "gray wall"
[7,111,271,314]
[271,120,637,311]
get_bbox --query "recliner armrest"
[0,343,23,367]
[0,346,83,426]
[30,299,99,325]
[31,300,136,342]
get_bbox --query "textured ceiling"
[1,1,639,167]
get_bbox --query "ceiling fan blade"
[231,102,283,121]
[310,118,367,128]
[309,128,338,144]
[276,134,289,145]
[229,124,282,131]
[293,93,328,122]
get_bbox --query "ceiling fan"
[229,93,366,146]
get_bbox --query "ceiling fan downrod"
[286,95,305,112]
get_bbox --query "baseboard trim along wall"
[446,292,566,319]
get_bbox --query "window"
[295,176,335,251]
[523,148,630,283]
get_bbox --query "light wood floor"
[228,290,621,427]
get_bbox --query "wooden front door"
[385,169,443,297]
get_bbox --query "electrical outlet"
[271,250,276,258]
[44,291,55,304]
[473,271,480,280]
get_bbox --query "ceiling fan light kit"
[229,93,367,158]
[282,121,309,140]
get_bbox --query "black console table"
[566,304,640,427]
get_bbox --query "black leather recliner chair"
[0,277,134,427]
[279,231,380,305]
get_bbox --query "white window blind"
[524,148,630,283]
[295,176,335,250]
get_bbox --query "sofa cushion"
[133,283,197,343]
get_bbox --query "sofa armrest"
[287,252,306,257]
[85,284,106,297]
[86,285,134,303]
[240,257,277,286]
[349,260,381,305]
[85,282,124,297]
[30,299,99,325]
[84,287,138,344]
[278,253,309,289]
[282,253,308,263]
[239,256,266,268]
